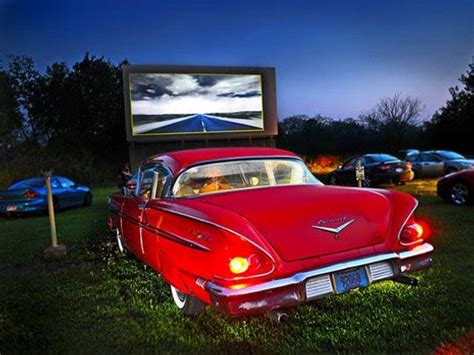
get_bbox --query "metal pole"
[45,175,58,247]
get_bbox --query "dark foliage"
[0,54,129,188]
[0,55,472,188]
[425,63,474,153]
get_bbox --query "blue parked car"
[0,176,92,215]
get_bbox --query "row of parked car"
[0,149,472,217]
[329,149,474,205]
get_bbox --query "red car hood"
[196,185,392,261]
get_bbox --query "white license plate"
[396,168,403,172]
[6,205,17,212]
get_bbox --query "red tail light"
[378,164,391,170]
[229,257,250,274]
[23,191,39,199]
[214,230,274,281]
[400,222,424,244]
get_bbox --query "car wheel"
[329,175,337,185]
[115,229,131,256]
[83,192,93,206]
[170,285,205,316]
[450,182,470,206]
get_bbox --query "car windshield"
[173,158,321,197]
[437,151,465,160]
[8,178,45,190]
[365,154,399,162]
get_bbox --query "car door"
[419,153,443,177]
[50,178,68,206]
[337,158,358,185]
[121,167,151,256]
[140,164,173,270]
[57,177,83,207]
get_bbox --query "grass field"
[0,181,473,352]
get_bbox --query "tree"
[426,63,474,153]
[4,56,42,142]
[360,94,424,151]
[0,69,22,156]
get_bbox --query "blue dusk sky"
[1,0,473,120]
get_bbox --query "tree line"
[279,64,473,157]
[0,54,472,187]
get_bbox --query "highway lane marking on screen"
[133,114,196,134]
[133,114,263,134]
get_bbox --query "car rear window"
[8,178,45,190]
[173,158,321,197]
[437,151,465,160]
[365,154,399,162]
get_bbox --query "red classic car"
[108,147,433,316]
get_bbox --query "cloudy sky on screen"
[130,74,263,115]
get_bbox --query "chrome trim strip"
[118,212,211,252]
[312,219,355,234]
[150,206,277,280]
[398,199,421,246]
[398,243,434,259]
[205,243,433,297]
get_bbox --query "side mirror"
[126,181,137,193]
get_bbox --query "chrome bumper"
[206,243,433,300]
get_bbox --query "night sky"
[1,0,472,120]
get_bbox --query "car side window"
[407,154,419,162]
[58,177,75,188]
[342,158,356,169]
[137,164,171,199]
[420,153,439,162]
[51,178,61,188]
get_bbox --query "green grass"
[0,183,473,352]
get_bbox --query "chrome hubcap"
[451,183,468,205]
[116,229,125,253]
[170,285,187,309]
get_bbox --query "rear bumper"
[205,243,433,315]
[0,199,47,214]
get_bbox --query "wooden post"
[42,170,67,259]
[45,174,58,247]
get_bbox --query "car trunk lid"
[198,185,391,261]
[0,189,32,202]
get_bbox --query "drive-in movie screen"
[129,73,264,136]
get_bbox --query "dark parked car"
[408,150,474,178]
[437,169,474,205]
[0,176,92,215]
[329,154,414,187]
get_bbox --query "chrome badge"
[312,217,354,239]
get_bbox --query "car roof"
[143,147,299,175]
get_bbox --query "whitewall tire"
[169,285,206,315]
